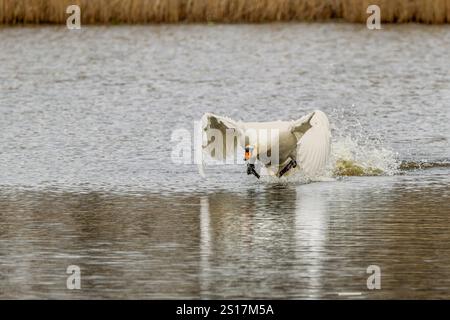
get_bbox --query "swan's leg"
[277,159,297,177]
[246,163,260,179]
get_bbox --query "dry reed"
[1,0,450,24]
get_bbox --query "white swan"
[200,110,331,179]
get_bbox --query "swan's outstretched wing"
[200,112,244,161]
[290,110,331,176]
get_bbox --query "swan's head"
[244,145,255,161]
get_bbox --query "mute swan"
[200,110,331,179]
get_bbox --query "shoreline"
[1,0,450,25]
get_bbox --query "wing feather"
[291,110,331,177]
[200,113,243,162]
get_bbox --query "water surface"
[0,24,449,299]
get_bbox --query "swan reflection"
[295,184,329,298]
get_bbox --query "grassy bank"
[1,0,450,24]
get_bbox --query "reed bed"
[1,0,450,24]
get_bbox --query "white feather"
[201,113,244,162]
[295,110,331,177]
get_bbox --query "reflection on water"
[1,170,449,299]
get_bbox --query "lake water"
[0,23,449,299]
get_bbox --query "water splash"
[329,136,400,177]
[326,106,400,177]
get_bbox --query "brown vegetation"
[1,0,450,24]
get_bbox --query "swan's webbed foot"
[246,163,260,179]
[277,159,297,178]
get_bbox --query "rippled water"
[0,24,449,299]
